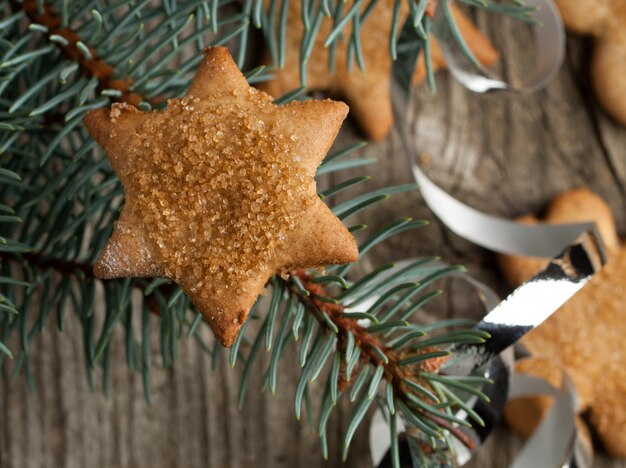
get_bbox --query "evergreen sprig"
[0,0,521,465]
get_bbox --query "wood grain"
[2,13,626,468]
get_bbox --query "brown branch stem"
[423,413,476,451]
[289,270,405,379]
[21,0,152,107]
[0,250,167,314]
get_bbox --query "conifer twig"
[287,269,477,451]
[0,1,502,461]
[0,251,171,316]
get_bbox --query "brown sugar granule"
[121,93,314,296]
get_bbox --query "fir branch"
[246,267,489,461]
[2,251,94,277]
[0,2,501,462]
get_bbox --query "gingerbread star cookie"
[84,47,358,347]
[555,0,626,127]
[499,188,626,458]
[259,1,498,141]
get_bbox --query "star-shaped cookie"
[259,1,498,141]
[499,189,626,457]
[84,47,358,347]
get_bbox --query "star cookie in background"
[84,47,358,347]
[499,188,626,458]
[258,1,498,141]
[555,0,626,127]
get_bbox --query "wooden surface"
[2,14,626,468]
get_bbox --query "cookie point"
[201,45,228,58]
[216,324,240,348]
[110,102,138,113]
[109,102,139,122]
[346,240,360,263]
[319,98,350,125]
[334,99,350,118]
[93,258,109,279]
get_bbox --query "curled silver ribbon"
[369,0,604,465]
[370,372,588,467]
[359,261,509,466]
[364,261,592,467]
[507,374,590,468]
[434,0,566,94]
[397,0,594,259]
[392,0,607,346]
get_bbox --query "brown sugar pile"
[116,93,314,298]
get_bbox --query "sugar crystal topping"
[115,94,314,297]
